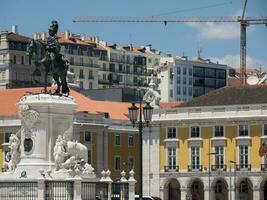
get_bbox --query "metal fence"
[45,181,74,200]
[111,182,129,200]
[82,182,108,200]
[0,182,38,200]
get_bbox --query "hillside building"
[158,57,228,102]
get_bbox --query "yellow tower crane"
[73,1,267,85]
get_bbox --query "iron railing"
[164,165,179,172]
[188,165,203,172]
[261,164,267,171]
[111,182,129,200]
[45,181,74,200]
[211,164,227,171]
[0,182,38,199]
[235,164,251,171]
[81,182,108,200]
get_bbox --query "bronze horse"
[27,39,69,95]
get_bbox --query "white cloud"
[186,10,254,40]
[209,54,266,69]
[187,22,240,39]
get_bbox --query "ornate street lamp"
[128,100,153,200]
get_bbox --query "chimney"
[41,32,46,41]
[95,36,100,44]
[11,25,18,34]
[65,30,70,40]
[34,32,38,40]
[130,44,133,51]
[81,34,86,41]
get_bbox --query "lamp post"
[128,98,153,200]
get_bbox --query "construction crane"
[73,1,267,85]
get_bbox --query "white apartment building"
[158,57,228,102]
[0,26,41,88]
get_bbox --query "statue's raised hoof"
[63,93,69,97]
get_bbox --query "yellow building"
[0,87,140,189]
[143,86,267,200]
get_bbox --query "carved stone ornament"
[53,127,89,175]
[18,104,39,138]
[142,75,161,108]
[7,133,21,171]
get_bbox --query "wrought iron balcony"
[211,164,227,171]
[235,164,251,171]
[188,165,203,172]
[261,164,267,171]
[98,79,113,85]
[164,165,179,172]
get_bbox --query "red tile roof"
[0,87,130,120]
[160,102,182,108]
[6,33,30,43]
[234,68,260,74]
[228,77,242,86]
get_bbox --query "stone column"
[253,188,260,200]
[128,170,137,200]
[180,188,188,200]
[73,177,82,200]
[37,177,45,200]
[100,170,113,200]
[204,189,209,200]
[120,171,128,199]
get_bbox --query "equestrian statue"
[27,20,70,95]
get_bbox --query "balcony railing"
[164,165,179,172]
[98,79,112,85]
[211,164,227,171]
[261,164,267,171]
[235,164,251,171]
[188,165,203,172]
[88,63,99,68]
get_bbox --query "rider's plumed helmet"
[48,20,58,36]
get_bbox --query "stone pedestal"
[0,93,76,179]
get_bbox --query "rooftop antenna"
[246,75,259,85]
[197,47,202,59]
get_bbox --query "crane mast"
[240,0,248,85]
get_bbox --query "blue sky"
[1,0,267,69]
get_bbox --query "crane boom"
[73,16,251,23]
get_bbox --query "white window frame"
[114,133,121,146]
[237,144,250,169]
[190,146,201,170]
[165,143,178,170]
[190,126,201,138]
[214,146,225,169]
[114,155,121,171]
[4,132,12,143]
[189,142,201,171]
[263,124,267,136]
[214,125,225,137]
[238,124,249,137]
[84,131,92,144]
[128,134,134,147]
[166,127,177,139]
[128,156,134,170]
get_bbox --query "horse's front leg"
[53,73,61,94]
[44,71,48,93]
